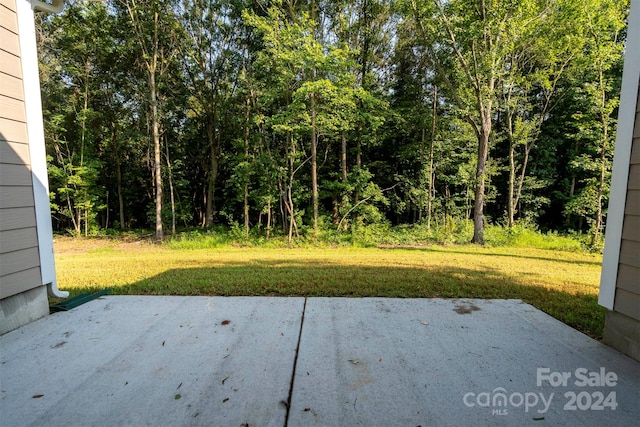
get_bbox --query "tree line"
[36,0,628,245]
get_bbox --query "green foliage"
[158,219,586,254]
[484,221,584,252]
[167,228,233,249]
[37,0,629,245]
[559,0,626,246]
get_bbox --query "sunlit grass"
[54,238,604,338]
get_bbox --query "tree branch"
[337,183,398,230]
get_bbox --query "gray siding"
[613,81,640,321]
[0,0,42,300]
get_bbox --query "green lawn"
[53,238,605,339]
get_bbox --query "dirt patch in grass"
[54,236,159,254]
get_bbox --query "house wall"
[602,81,640,361]
[615,84,640,316]
[0,0,49,335]
[600,0,640,362]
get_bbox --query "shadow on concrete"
[60,262,606,339]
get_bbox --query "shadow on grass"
[378,246,603,267]
[60,263,605,340]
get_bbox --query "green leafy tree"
[563,0,626,246]
[406,0,560,243]
[117,0,182,239]
[179,0,246,228]
[40,2,118,235]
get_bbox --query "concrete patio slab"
[1,296,639,427]
[0,296,304,427]
[289,298,640,426]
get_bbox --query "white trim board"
[16,0,67,298]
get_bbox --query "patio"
[1,296,639,426]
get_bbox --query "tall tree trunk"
[77,69,89,237]
[165,137,176,235]
[336,131,348,226]
[472,108,491,244]
[310,92,318,231]
[507,112,516,228]
[514,143,531,220]
[150,70,163,239]
[592,145,606,245]
[354,132,362,206]
[266,198,272,240]
[205,115,217,228]
[243,98,251,237]
[354,0,370,209]
[116,165,125,228]
[286,133,300,244]
[427,85,437,229]
[105,192,109,229]
[244,185,250,236]
[341,131,347,182]
[592,67,608,246]
[565,139,579,228]
[419,127,425,223]
[506,105,533,228]
[287,182,296,244]
[359,0,371,89]
[278,177,286,234]
[113,126,125,229]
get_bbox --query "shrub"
[485,221,583,252]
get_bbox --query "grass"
[52,236,605,339]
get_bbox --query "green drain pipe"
[50,289,111,312]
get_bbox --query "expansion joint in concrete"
[284,297,307,427]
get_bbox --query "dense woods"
[37,0,629,246]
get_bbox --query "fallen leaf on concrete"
[348,359,359,365]
[32,394,44,399]
[304,408,311,412]
[175,394,181,400]
[223,398,229,403]
[420,321,429,325]
[222,376,229,385]
[221,320,230,325]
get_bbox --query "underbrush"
[164,219,587,253]
[483,222,585,252]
